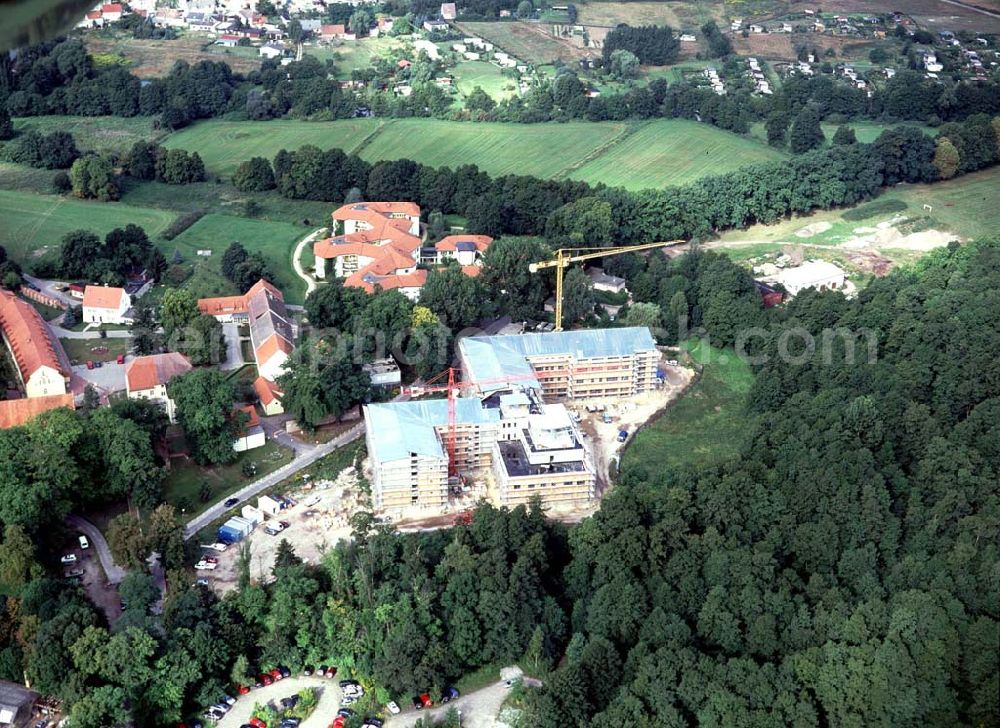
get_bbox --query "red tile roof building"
[125,353,193,423]
[0,394,76,429]
[254,376,284,416]
[314,203,490,300]
[0,290,71,400]
[198,280,293,383]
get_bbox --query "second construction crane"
[529,240,685,330]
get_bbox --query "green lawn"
[59,337,131,364]
[166,214,307,304]
[163,119,380,176]
[14,115,164,155]
[163,440,294,520]
[305,36,407,78]
[452,60,518,101]
[567,119,787,190]
[621,339,754,481]
[0,189,175,265]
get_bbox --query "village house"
[100,3,124,22]
[587,267,627,294]
[198,280,294,382]
[232,405,266,452]
[423,17,449,32]
[254,376,284,416]
[320,23,347,41]
[420,234,493,273]
[259,42,284,59]
[440,2,457,20]
[125,352,193,423]
[82,285,131,325]
[777,260,847,295]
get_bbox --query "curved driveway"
[215,676,343,728]
[66,514,125,584]
[292,228,324,297]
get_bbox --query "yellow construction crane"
[529,241,685,330]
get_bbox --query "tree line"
[4,37,1000,139]
[601,25,680,65]
[240,112,999,245]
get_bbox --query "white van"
[78,535,90,550]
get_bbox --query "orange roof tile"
[461,265,482,277]
[321,23,345,35]
[254,333,293,365]
[197,279,283,317]
[345,268,428,294]
[0,290,71,381]
[83,285,127,310]
[235,403,261,428]
[125,353,192,392]
[435,234,493,253]
[253,376,283,405]
[0,394,75,429]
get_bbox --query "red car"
[258,673,273,686]
[330,718,346,728]
[325,666,337,678]
[237,684,251,695]
[249,719,266,728]
[116,354,125,364]
[270,668,283,681]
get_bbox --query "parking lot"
[214,676,342,728]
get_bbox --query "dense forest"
[523,238,1000,725]
[602,25,681,65]
[2,240,996,727]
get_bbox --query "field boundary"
[552,121,646,180]
[348,120,390,157]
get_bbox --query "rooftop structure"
[0,290,71,399]
[82,285,131,324]
[0,394,76,429]
[199,280,293,381]
[0,679,38,726]
[125,352,193,423]
[459,327,660,400]
[778,260,847,295]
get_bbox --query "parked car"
[340,694,358,706]
[269,668,283,681]
[60,554,77,564]
[236,684,251,695]
[385,701,400,715]
[279,719,300,728]
[278,666,291,678]
[78,535,90,549]
[617,429,628,442]
[317,665,328,677]
[86,360,94,370]
[224,497,239,508]
[249,719,267,728]
[203,556,219,564]
[116,354,125,364]
[201,543,228,552]
[301,665,313,676]
[257,673,273,686]
[362,719,383,728]
[279,695,299,709]
[411,696,424,710]
[221,694,236,706]
[324,666,337,678]
[441,686,459,703]
[303,495,321,507]
[331,718,346,728]
[194,561,217,571]
[195,578,210,586]
[279,520,290,529]
[337,709,354,718]
[94,360,102,368]
[64,568,84,578]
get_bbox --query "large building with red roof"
[313,203,492,300]
[0,290,74,428]
[198,280,293,383]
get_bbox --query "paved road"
[66,514,126,585]
[291,228,324,297]
[184,423,365,539]
[215,676,342,728]
[24,275,75,307]
[937,0,1000,20]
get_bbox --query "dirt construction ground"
[201,465,366,594]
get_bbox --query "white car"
[78,535,90,550]
[303,495,321,507]
[194,561,218,571]
[201,543,228,552]
[386,701,400,715]
[60,554,77,564]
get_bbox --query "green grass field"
[163,119,380,176]
[568,119,787,190]
[0,189,175,264]
[14,115,164,155]
[621,338,754,481]
[452,61,518,101]
[164,118,792,189]
[749,120,933,146]
[358,119,630,179]
[167,214,307,304]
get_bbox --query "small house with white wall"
[777,261,847,295]
[82,285,131,324]
[233,405,266,452]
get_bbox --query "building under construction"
[364,327,661,510]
